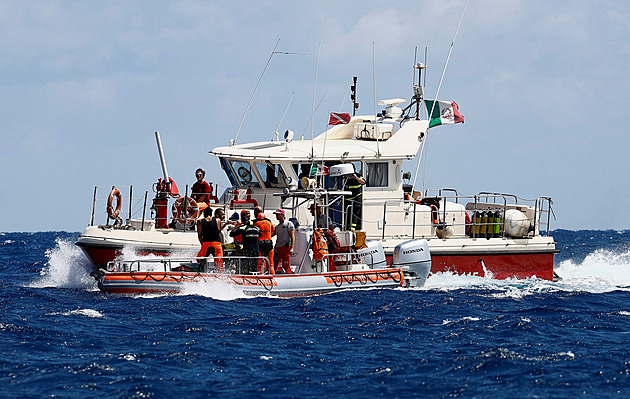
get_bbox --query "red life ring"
[172,197,199,224]
[107,188,122,219]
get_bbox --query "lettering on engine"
[357,249,379,257]
[402,247,424,255]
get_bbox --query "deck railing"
[109,256,272,275]
[358,191,553,241]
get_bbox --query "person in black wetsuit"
[344,169,365,230]
[229,210,261,274]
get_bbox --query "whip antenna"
[273,92,294,141]
[301,92,327,139]
[233,39,279,145]
[232,40,305,145]
[372,42,381,158]
[412,0,469,191]
[311,42,321,160]
[425,0,469,129]
[412,47,418,86]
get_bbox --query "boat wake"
[421,246,630,297]
[29,238,97,290]
[178,279,250,301]
[554,247,630,291]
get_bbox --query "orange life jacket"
[313,228,329,261]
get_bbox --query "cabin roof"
[210,117,428,161]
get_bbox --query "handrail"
[321,251,375,269]
[111,255,272,275]
[366,191,553,240]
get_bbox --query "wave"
[28,238,97,290]
[46,309,105,318]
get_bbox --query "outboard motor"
[392,239,431,287]
[356,240,387,269]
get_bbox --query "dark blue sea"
[2,230,630,398]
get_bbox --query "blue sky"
[2,0,629,232]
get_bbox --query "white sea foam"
[442,316,480,325]
[419,246,630,297]
[116,245,198,263]
[122,354,138,362]
[47,309,104,318]
[178,277,249,301]
[554,248,630,290]
[29,238,97,290]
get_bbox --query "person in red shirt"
[253,206,275,274]
[191,168,212,205]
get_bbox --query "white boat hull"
[98,269,408,297]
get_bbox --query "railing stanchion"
[412,200,416,239]
[128,185,133,222]
[90,186,97,226]
[382,202,387,240]
[141,191,148,231]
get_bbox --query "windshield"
[254,161,288,188]
[229,160,260,188]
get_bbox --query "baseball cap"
[273,209,285,216]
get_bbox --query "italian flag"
[425,100,465,128]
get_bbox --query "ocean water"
[2,230,630,398]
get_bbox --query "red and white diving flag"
[328,112,351,125]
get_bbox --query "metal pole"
[412,201,416,239]
[155,131,170,182]
[547,199,551,236]
[107,185,115,225]
[128,185,133,222]
[382,202,387,240]
[184,185,189,225]
[90,186,97,226]
[472,195,477,239]
[141,191,147,231]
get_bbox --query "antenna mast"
[350,76,358,116]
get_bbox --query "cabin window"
[366,162,388,187]
[254,161,288,188]
[292,162,317,188]
[229,160,260,188]
[219,158,237,186]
